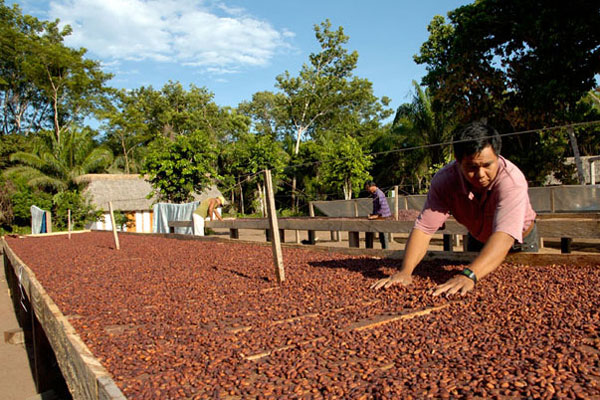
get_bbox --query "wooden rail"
[173,213,600,254]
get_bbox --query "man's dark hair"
[365,181,377,188]
[452,121,502,161]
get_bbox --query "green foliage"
[3,175,52,227]
[141,132,219,203]
[5,129,113,192]
[318,135,372,199]
[415,0,600,184]
[0,0,113,138]
[51,190,102,230]
[416,0,600,127]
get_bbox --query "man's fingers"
[432,283,452,297]
[370,279,388,290]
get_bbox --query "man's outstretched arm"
[432,231,514,296]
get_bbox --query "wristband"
[460,268,477,284]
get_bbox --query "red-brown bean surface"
[5,232,600,399]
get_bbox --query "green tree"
[141,131,218,203]
[415,0,600,183]
[318,135,372,200]
[384,81,454,192]
[224,133,288,215]
[275,20,391,208]
[0,1,113,140]
[5,128,113,191]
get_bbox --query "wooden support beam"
[307,201,315,245]
[443,234,453,252]
[67,209,71,240]
[307,230,316,245]
[561,237,572,254]
[45,211,52,233]
[365,232,374,249]
[264,170,285,283]
[349,231,360,248]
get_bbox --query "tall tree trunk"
[343,179,352,200]
[121,137,130,174]
[240,179,245,215]
[291,176,297,212]
[567,126,586,184]
[291,126,307,213]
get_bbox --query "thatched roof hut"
[77,174,223,211]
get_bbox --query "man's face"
[458,145,499,191]
[367,185,377,194]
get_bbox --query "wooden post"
[44,211,52,233]
[67,209,71,240]
[443,234,452,252]
[295,230,301,244]
[264,170,285,283]
[365,232,374,249]
[348,232,360,248]
[353,200,359,217]
[108,202,120,250]
[404,196,409,210]
[394,186,399,220]
[550,188,555,213]
[307,201,316,245]
[561,238,572,254]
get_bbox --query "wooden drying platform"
[2,231,600,399]
[0,236,126,400]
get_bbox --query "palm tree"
[391,81,455,191]
[5,128,113,192]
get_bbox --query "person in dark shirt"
[366,181,392,249]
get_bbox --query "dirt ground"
[0,263,38,399]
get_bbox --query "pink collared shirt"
[414,156,536,243]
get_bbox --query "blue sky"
[13,0,472,113]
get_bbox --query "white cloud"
[48,0,291,72]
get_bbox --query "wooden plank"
[2,239,126,400]
[27,230,91,238]
[123,230,600,266]
[347,303,454,332]
[242,336,327,361]
[108,202,120,250]
[205,216,600,238]
[168,220,192,228]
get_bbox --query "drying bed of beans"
[5,231,600,399]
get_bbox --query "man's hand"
[431,275,474,297]
[370,272,413,290]
[367,214,379,220]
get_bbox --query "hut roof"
[77,174,223,212]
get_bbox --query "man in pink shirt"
[371,121,537,296]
